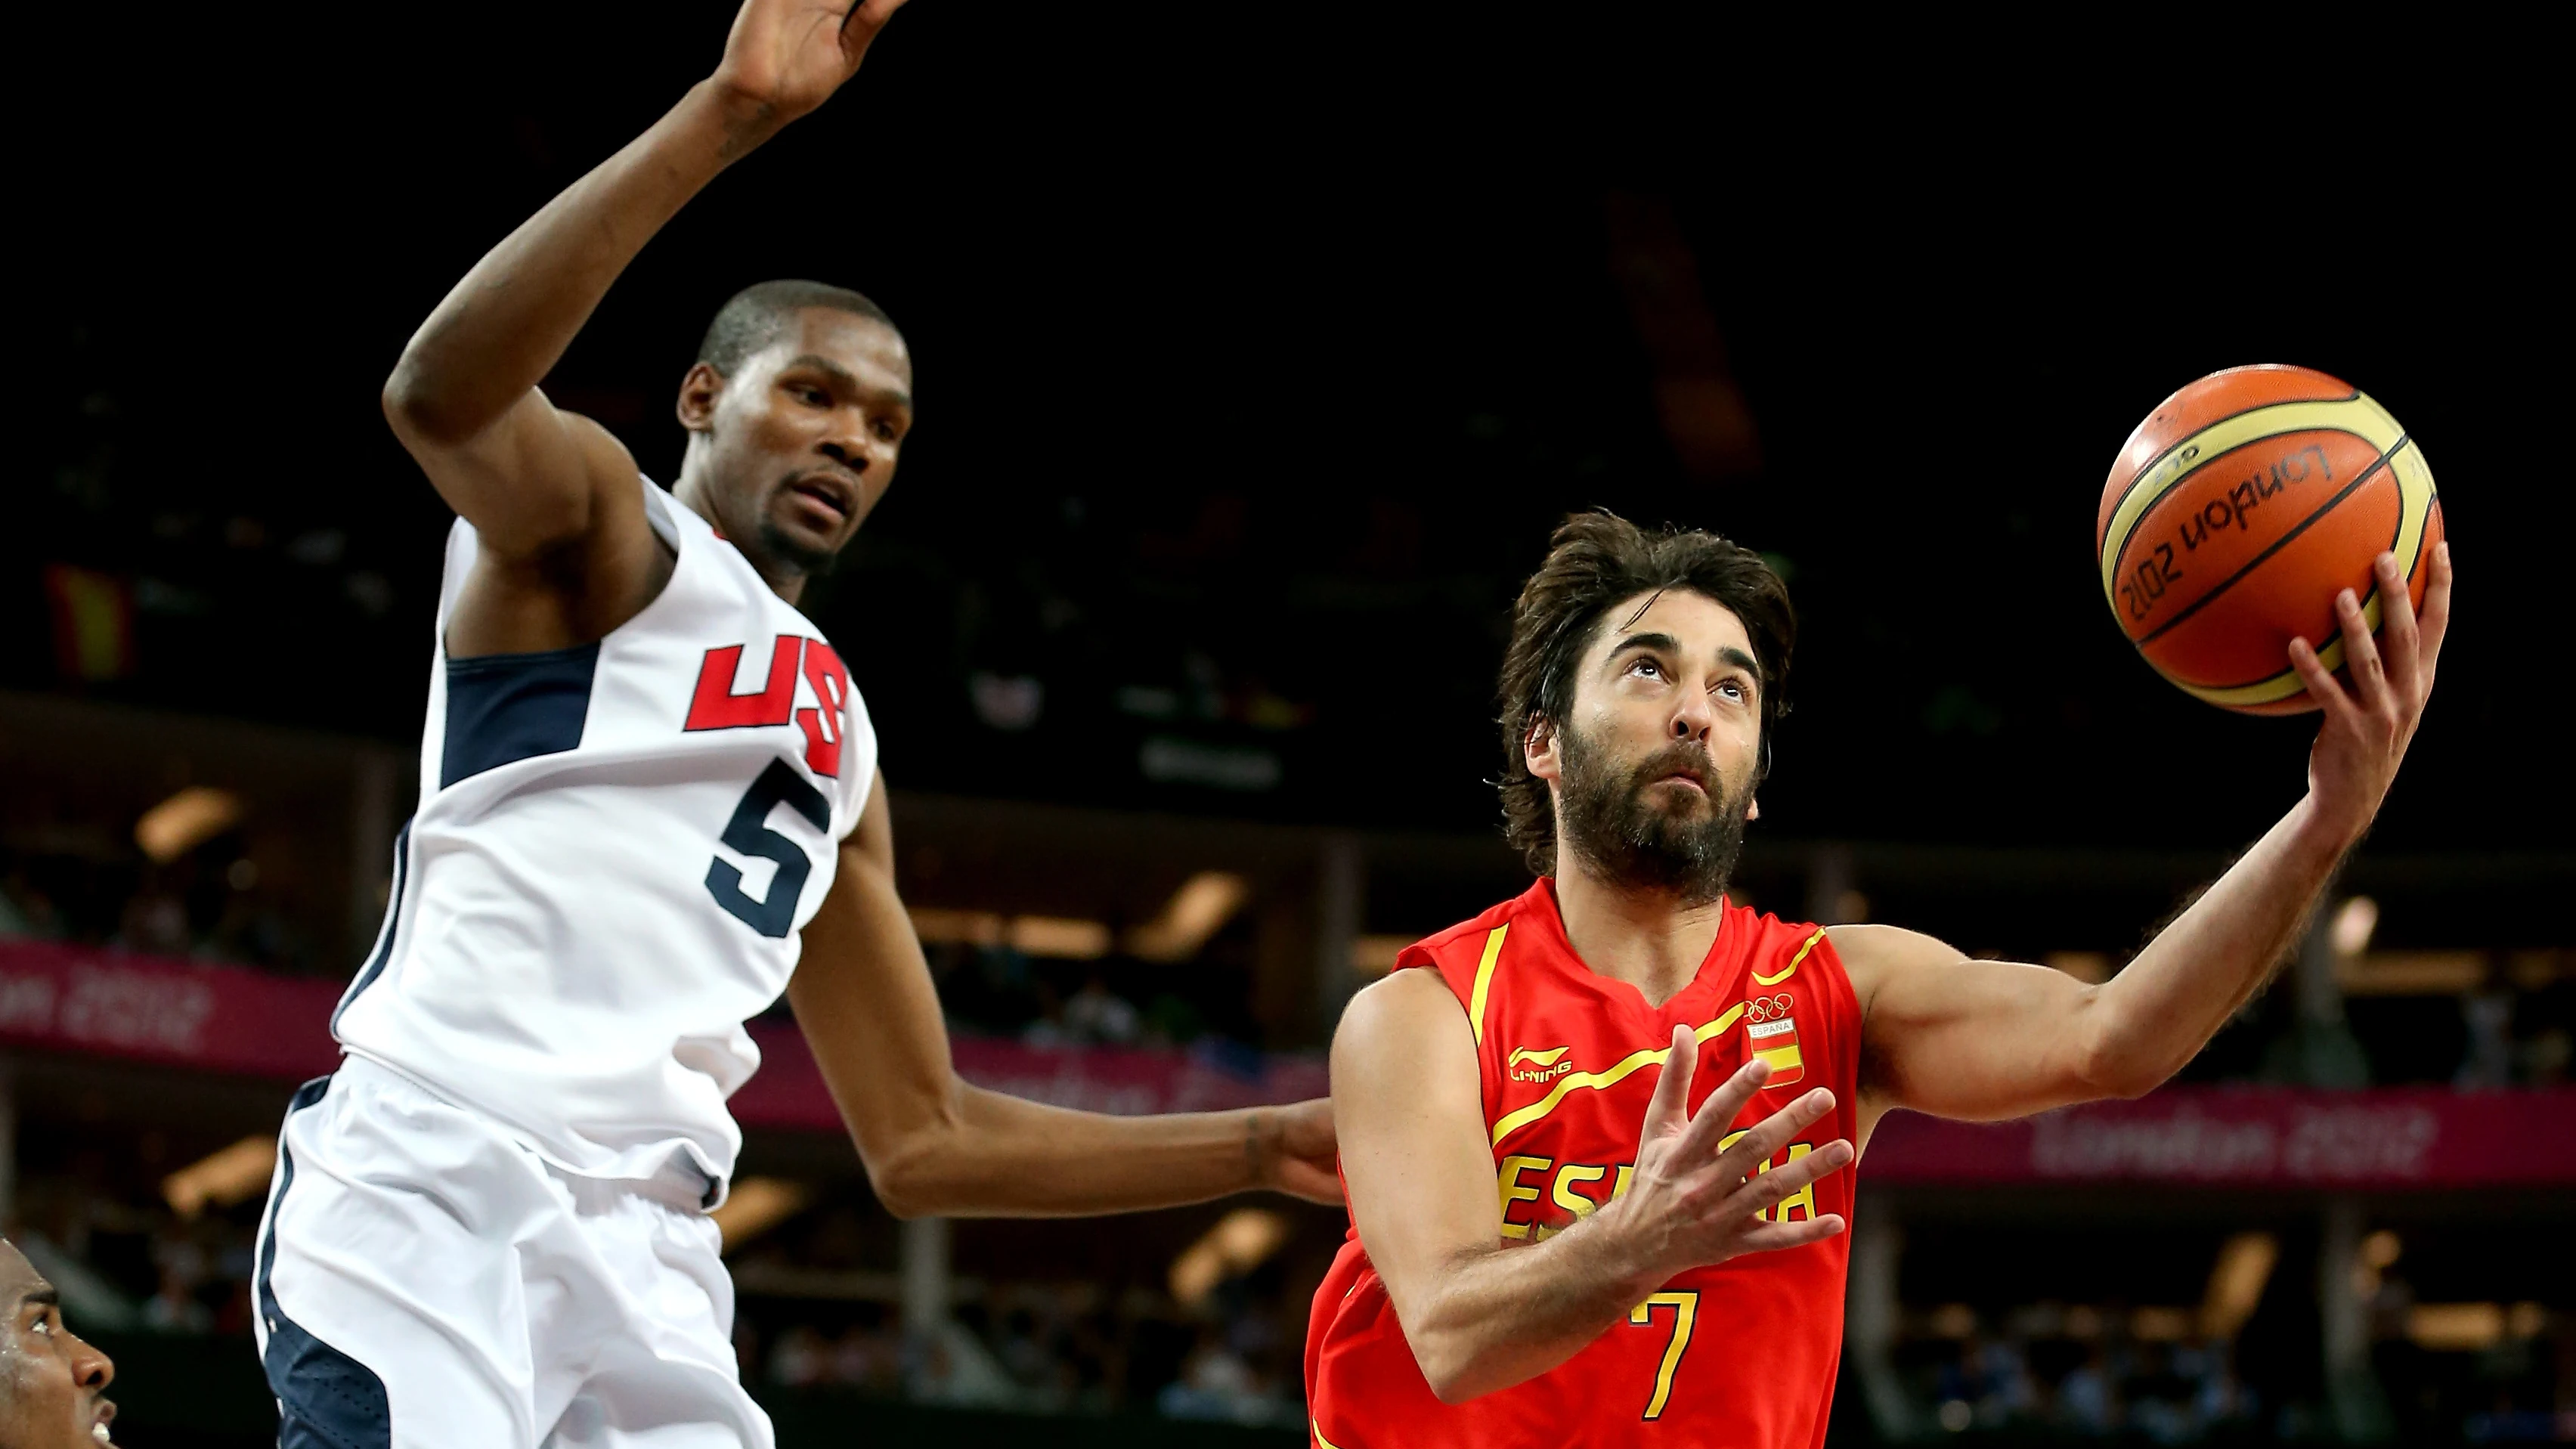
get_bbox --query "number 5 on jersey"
[706,760,828,938]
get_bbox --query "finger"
[1639,1026,1699,1144]
[1713,1088,1838,1179]
[1274,1158,1345,1206]
[1673,1055,1773,1161]
[2287,633,2359,723]
[1723,1139,1856,1216]
[1734,1213,1848,1255]
[2372,551,2423,698]
[2332,585,2393,717]
[2415,539,2454,682]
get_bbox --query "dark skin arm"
[788,776,1340,1218]
[1847,546,2454,1138]
[380,0,906,656]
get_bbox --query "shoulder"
[1823,923,1966,1009]
[1333,968,1475,1075]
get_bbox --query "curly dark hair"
[1496,511,1796,876]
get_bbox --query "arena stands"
[5,689,2572,1445]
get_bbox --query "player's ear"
[1745,795,1760,822]
[675,362,726,433]
[1524,714,1560,784]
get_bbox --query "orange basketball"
[2096,364,2443,715]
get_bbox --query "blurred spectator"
[1060,974,1142,1047]
[0,872,64,940]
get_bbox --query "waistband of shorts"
[332,1051,721,1213]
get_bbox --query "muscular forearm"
[2087,794,2351,1094]
[385,82,776,442]
[1395,1205,1664,1404]
[875,1088,1290,1218]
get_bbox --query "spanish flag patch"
[1746,1016,1804,1087]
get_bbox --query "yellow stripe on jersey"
[1468,923,1509,1047]
[1752,927,1828,987]
[1312,1419,1346,1449]
[1490,1002,1750,1148]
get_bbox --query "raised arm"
[786,777,1340,1218]
[383,1,904,639]
[1851,546,2454,1129]
[1335,972,1850,1403]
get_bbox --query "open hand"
[712,0,909,135]
[2289,542,2454,844]
[1608,1026,1853,1271]
[1255,1098,1343,1206]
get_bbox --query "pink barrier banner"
[0,941,1327,1126]
[0,939,342,1079]
[1863,1087,2576,1190]
[12,940,2565,1190]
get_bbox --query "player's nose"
[70,1327,115,1390]
[1670,692,1714,741]
[816,438,872,475]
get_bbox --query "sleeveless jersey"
[333,478,876,1197]
[1305,878,1861,1449]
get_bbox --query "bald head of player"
[670,280,915,586]
[0,1239,118,1448]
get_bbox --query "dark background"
[17,8,2564,856]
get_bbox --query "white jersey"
[333,478,875,1197]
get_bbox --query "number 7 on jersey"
[1628,1290,1699,1420]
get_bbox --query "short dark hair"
[695,280,899,377]
[1495,511,1796,875]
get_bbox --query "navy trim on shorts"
[260,1074,394,1449]
[330,822,413,1034]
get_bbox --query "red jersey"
[1305,878,1862,1449]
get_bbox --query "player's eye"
[1627,658,1663,680]
[874,420,899,442]
[791,385,828,407]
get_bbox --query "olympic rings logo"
[1745,993,1794,1023]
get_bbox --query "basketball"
[2096,364,2444,715]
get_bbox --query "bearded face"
[1553,715,1749,907]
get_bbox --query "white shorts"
[253,1057,771,1449]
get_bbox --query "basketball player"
[2,1237,118,1448]
[255,3,1335,1444]
[1308,512,2451,1447]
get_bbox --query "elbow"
[864,1147,940,1221]
[1407,1324,1492,1406]
[1416,1343,1476,1406]
[2071,1016,2178,1103]
[381,355,477,450]
[862,1125,961,1220]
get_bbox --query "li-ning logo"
[1508,1045,1574,1084]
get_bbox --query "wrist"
[1240,1109,1277,1190]
[1581,1194,1674,1299]
[2286,791,2367,865]
[677,77,797,163]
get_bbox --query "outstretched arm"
[1851,546,2454,1128]
[383,1,904,581]
[787,776,1339,1218]
[1336,974,1850,1403]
